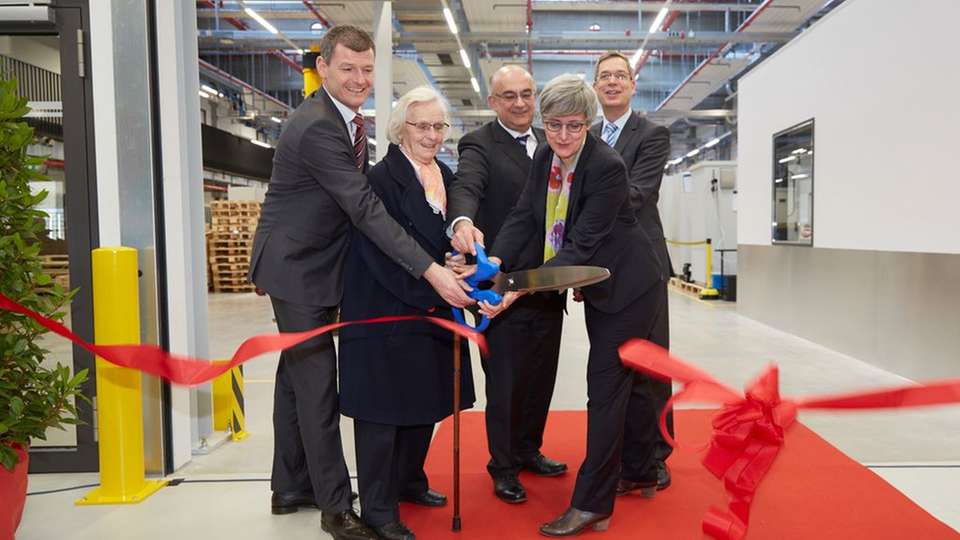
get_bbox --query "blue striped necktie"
[602,123,619,147]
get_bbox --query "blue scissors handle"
[451,243,502,331]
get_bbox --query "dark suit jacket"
[491,133,666,314]
[446,120,545,248]
[338,144,475,426]
[592,111,672,275]
[249,88,434,307]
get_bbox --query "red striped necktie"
[352,113,366,169]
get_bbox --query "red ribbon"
[0,293,487,386]
[619,339,960,540]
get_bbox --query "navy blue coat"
[338,144,475,426]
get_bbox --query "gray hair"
[539,74,598,121]
[387,86,451,145]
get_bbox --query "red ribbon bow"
[619,339,960,540]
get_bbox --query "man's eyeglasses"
[494,90,535,102]
[543,120,587,134]
[597,72,631,82]
[406,121,450,133]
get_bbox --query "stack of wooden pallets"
[40,254,70,289]
[207,200,260,293]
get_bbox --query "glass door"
[2,5,100,473]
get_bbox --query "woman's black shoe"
[399,489,447,507]
[539,507,611,537]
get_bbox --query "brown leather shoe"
[539,507,611,537]
[615,478,657,498]
[320,509,378,540]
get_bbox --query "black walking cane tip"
[452,516,462,531]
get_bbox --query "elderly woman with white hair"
[488,74,668,536]
[338,86,475,540]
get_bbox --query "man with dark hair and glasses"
[591,50,675,497]
[446,65,568,505]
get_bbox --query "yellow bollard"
[699,238,721,300]
[212,362,248,442]
[76,247,166,505]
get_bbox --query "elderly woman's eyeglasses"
[406,121,450,133]
[543,120,587,134]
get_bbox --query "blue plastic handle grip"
[451,242,502,331]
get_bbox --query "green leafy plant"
[0,78,87,471]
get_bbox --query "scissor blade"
[492,266,610,294]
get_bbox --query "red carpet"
[401,410,958,539]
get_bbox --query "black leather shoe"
[271,491,317,515]
[539,507,611,537]
[320,509,378,540]
[399,488,447,507]
[493,475,527,504]
[615,478,657,498]
[522,453,568,477]
[656,460,671,491]
[371,521,415,540]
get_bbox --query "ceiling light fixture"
[244,6,278,34]
[250,139,272,148]
[270,116,282,123]
[686,148,700,158]
[443,7,458,35]
[778,155,797,164]
[201,84,218,95]
[649,7,669,32]
[198,90,210,99]
[704,137,721,148]
[471,76,480,93]
[459,48,471,69]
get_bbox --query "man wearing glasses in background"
[591,51,674,496]
[447,65,568,505]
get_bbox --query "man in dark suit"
[248,26,472,540]
[592,51,674,495]
[446,65,568,504]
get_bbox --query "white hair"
[387,86,451,145]
[539,73,598,121]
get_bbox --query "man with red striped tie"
[249,25,473,540]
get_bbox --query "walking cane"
[452,333,462,531]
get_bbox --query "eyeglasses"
[597,72,631,82]
[406,121,450,133]
[494,90,535,102]
[543,120,587,134]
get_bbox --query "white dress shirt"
[324,86,361,140]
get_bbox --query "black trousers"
[269,296,351,513]
[623,280,673,476]
[571,282,668,515]
[483,296,564,478]
[354,420,433,527]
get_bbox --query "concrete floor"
[18,290,960,539]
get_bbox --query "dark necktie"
[516,134,529,147]
[352,114,366,169]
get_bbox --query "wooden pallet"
[669,276,705,296]
[207,200,261,293]
[40,254,70,289]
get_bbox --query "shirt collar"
[604,109,632,133]
[497,118,535,142]
[323,86,360,128]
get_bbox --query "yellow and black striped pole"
[213,363,248,441]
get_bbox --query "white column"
[155,0,212,470]
[374,1,393,162]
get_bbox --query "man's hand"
[423,262,474,308]
[572,288,584,303]
[477,290,524,319]
[451,220,484,255]
[444,251,475,279]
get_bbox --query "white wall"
[737,0,960,254]
[660,161,738,282]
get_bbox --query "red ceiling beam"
[302,0,332,29]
